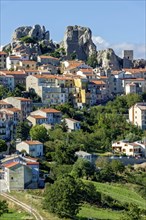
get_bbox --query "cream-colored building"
[0,51,7,70]
[37,55,60,66]
[16,140,43,157]
[4,97,32,121]
[28,108,62,126]
[112,140,146,157]
[19,60,37,70]
[129,103,146,130]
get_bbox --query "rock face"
[62,25,96,61]
[12,24,50,41]
[133,59,146,69]
[96,48,123,70]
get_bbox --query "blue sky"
[0,0,146,59]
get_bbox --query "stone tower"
[122,50,133,68]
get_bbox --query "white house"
[65,118,81,132]
[112,140,146,157]
[16,140,43,157]
[75,151,92,162]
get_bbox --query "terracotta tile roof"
[91,80,106,85]
[17,97,32,101]
[4,162,19,168]
[123,78,145,81]
[39,55,59,60]
[0,51,7,55]
[21,60,36,63]
[124,68,146,73]
[27,162,39,165]
[0,108,20,113]
[0,71,26,75]
[24,140,43,145]
[33,74,56,79]
[0,100,9,105]
[9,56,21,59]
[25,69,39,72]
[30,115,47,119]
[41,108,61,113]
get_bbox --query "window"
[11,177,13,180]
[129,149,133,152]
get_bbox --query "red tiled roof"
[27,162,39,165]
[41,108,61,113]
[39,55,59,60]
[4,162,19,168]
[0,51,7,55]
[91,80,106,85]
[24,140,42,145]
[30,115,47,119]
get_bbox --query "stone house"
[16,140,43,157]
[3,162,32,191]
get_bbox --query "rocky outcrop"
[12,24,50,41]
[96,48,123,70]
[133,59,146,69]
[61,25,96,61]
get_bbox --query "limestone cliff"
[96,48,123,70]
[12,24,50,41]
[61,25,96,61]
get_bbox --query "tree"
[70,51,77,60]
[30,125,49,143]
[53,142,77,165]
[123,203,143,220]
[0,200,8,216]
[110,159,125,174]
[71,158,95,179]
[87,53,98,68]
[0,139,7,152]
[0,85,9,99]
[43,175,82,218]
[15,122,31,141]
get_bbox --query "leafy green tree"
[15,122,31,141]
[110,159,125,174]
[0,85,9,99]
[30,125,49,143]
[0,200,8,216]
[71,158,95,179]
[53,141,77,165]
[0,139,7,152]
[70,51,77,60]
[43,175,82,218]
[87,53,98,68]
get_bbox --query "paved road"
[0,192,43,220]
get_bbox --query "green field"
[1,209,34,220]
[85,181,146,210]
[78,204,125,220]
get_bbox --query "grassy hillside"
[78,204,125,220]
[84,180,146,210]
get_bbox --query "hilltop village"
[0,24,146,219]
